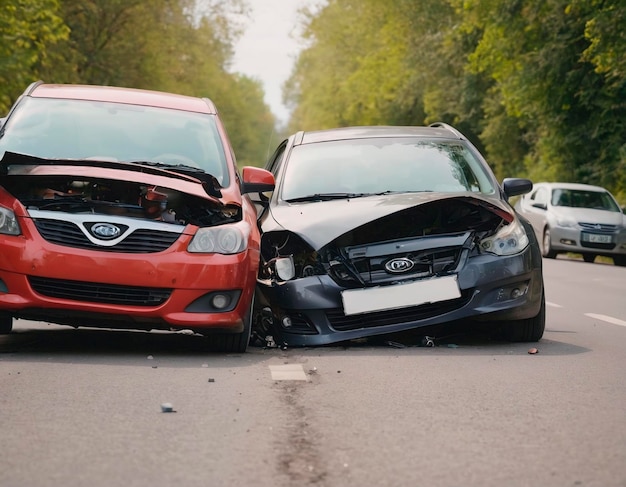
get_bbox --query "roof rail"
[428,122,465,139]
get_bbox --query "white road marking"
[269,364,308,381]
[546,301,562,308]
[584,313,626,327]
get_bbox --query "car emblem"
[91,223,122,240]
[385,257,415,273]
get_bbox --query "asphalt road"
[0,256,624,487]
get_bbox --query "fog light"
[211,293,231,309]
[510,288,522,299]
[560,239,575,245]
[282,316,293,328]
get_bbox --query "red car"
[0,82,274,352]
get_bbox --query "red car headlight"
[0,206,20,235]
[188,222,250,254]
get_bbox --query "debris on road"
[528,348,539,354]
[160,403,176,413]
[384,340,407,349]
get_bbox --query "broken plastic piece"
[421,336,435,347]
[528,348,539,354]
[160,402,176,413]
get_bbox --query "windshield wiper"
[125,160,205,174]
[285,193,370,203]
[374,190,433,195]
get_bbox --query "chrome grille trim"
[29,209,184,253]
[579,222,618,232]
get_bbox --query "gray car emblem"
[91,223,122,240]
[385,257,415,273]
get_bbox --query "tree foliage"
[286,0,626,202]
[0,0,275,168]
[0,0,68,111]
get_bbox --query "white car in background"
[515,182,626,266]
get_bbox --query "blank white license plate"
[582,233,612,243]
[341,275,461,316]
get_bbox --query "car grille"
[33,218,180,253]
[28,276,172,306]
[579,222,618,232]
[329,232,471,286]
[326,292,471,331]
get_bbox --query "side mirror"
[241,166,275,195]
[503,178,533,198]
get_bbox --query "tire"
[614,255,626,267]
[542,228,557,259]
[0,312,13,334]
[582,254,595,263]
[504,293,546,342]
[207,293,254,353]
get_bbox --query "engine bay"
[1,175,240,227]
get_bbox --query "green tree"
[0,0,69,112]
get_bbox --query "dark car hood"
[267,192,513,250]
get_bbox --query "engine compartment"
[1,175,240,227]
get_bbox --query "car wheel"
[614,255,626,267]
[0,312,13,334]
[582,254,595,263]
[504,293,546,342]
[542,229,557,259]
[208,293,254,353]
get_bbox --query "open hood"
[0,151,227,202]
[0,152,242,227]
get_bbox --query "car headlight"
[480,218,529,256]
[555,215,577,228]
[187,222,250,254]
[0,206,20,235]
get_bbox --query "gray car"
[253,124,545,347]
[515,182,626,266]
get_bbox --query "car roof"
[535,182,611,192]
[296,125,465,145]
[27,83,217,115]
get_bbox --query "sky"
[230,0,321,125]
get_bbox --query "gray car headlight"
[0,206,20,235]
[480,218,529,256]
[555,215,577,228]
[188,222,250,254]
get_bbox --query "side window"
[266,141,287,175]
[534,188,549,205]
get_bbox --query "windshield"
[0,97,229,185]
[280,138,495,202]
[551,188,620,211]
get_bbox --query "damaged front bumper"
[257,246,543,347]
